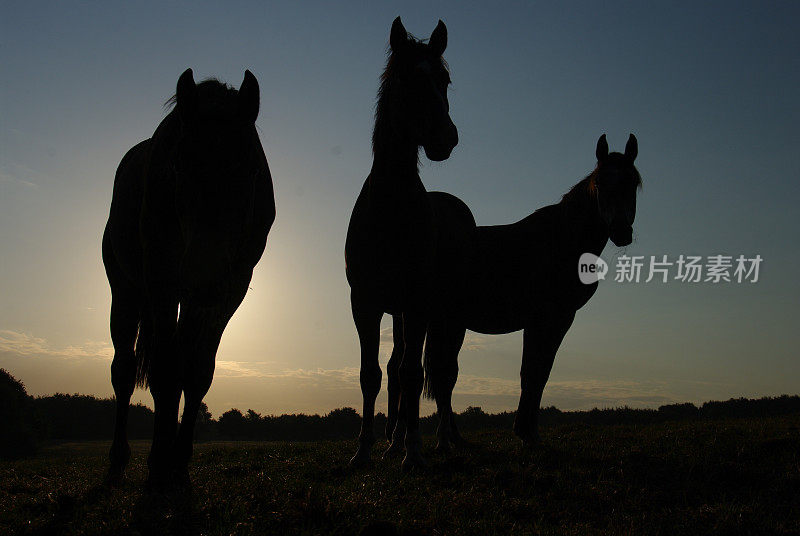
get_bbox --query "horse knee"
[387,349,401,375]
[360,364,382,396]
[188,369,215,402]
[442,359,459,391]
[399,361,423,393]
[110,354,136,396]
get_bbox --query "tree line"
[3,368,800,459]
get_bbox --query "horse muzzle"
[609,225,633,247]
[423,123,458,162]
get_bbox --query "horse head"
[173,68,261,186]
[382,17,458,161]
[594,134,641,247]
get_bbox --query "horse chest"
[346,177,438,308]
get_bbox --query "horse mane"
[163,78,239,113]
[372,34,450,154]
[561,170,598,206]
[560,160,643,205]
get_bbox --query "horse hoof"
[382,441,404,459]
[401,452,427,472]
[521,432,542,450]
[434,440,452,456]
[452,436,473,450]
[385,418,398,443]
[512,421,528,440]
[173,467,191,490]
[349,447,372,468]
[104,467,124,488]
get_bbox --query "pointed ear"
[596,134,608,162]
[390,16,408,53]
[429,20,447,56]
[176,68,197,119]
[238,70,260,123]
[625,133,638,161]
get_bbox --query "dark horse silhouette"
[421,134,642,449]
[345,17,473,470]
[102,69,275,487]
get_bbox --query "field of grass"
[2,415,799,535]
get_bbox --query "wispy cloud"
[0,330,112,360]
[0,330,718,411]
[215,361,361,390]
[378,326,494,354]
[0,171,39,188]
[212,360,684,409]
[0,161,44,189]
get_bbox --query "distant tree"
[659,402,699,420]
[324,407,360,438]
[194,401,217,440]
[219,408,247,439]
[0,369,41,459]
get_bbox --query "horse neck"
[369,100,421,195]
[560,181,609,256]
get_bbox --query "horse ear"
[176,68,197,118]
[625,133,638,161]
[596,134,608,162]
[239,70,260,123]
[390,16,408,53]
[429,20,447,57]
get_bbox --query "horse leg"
[173,279,248,486]
[172,310,221,487]
[444,326,469,448]
[383,314,405,457]
[423,319,449,454]
[428,321,465,454]
[514,311,574,446]
[399,311,427,471]
[349,291,383,467]
[106,289,140,486]
[145,293,181,490]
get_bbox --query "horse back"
[465,204,566,333]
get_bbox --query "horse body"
[423,135,641,449]
[103,69,274,487]
[465,202,607,334]
[345,17,464,470]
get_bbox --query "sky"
[1,1,798,418]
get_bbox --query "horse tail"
[134,316,152,388]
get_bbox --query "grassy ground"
[1,415,799,535]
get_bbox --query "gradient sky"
[1,1,798,418]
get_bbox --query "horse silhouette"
[345,17,474,470]
[102,69,275,487]
[421,134,642,449]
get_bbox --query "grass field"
[2,415,799,535]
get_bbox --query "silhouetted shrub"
[0,369,41,459]
[3,365,800,446]
[700,395,800,420]
[218,409,247,439]
[33,393,153,440]
[194,401,217,440]
[658,402,699,420]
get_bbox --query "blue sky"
[1,1,798,417]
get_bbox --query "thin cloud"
[0,329,112,360]
[215,362,362,391]
[0,161,43,189]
